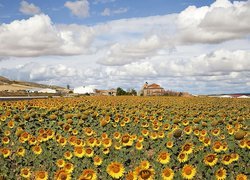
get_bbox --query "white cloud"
[101,7,128,16]
[0,14,95,57]
[19,1,41,15]
[101,8,111,16]
[177,0,250,44]
[98,35,167,66]
[64,0,89,18]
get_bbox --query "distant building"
[237,95,250,98]
[141,82,165,96]
[95,88,117,96]
[73,86,95,94]
[26,88,56,93]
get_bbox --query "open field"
[0,97,249,179]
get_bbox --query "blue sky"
[0,0,215,24]
[0,0,249,94]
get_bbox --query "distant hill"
[0,76,68,93]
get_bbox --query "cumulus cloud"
[0,49,249,93]
[101,8,111,16]
[0,14,95,57]
[19,1,41,15]
[101,7,128,16]
[98,35,168,66]
[64,0,89,18]
[177,0,250,44]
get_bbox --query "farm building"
[140,82,165,96]
[73,86,95,94]
[26,88,56,93]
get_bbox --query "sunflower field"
[0,96,249,180]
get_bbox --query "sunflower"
[34,171,48,180]
[163,123,170,130]
[178,152,188,163]
[20,132,30,142]
[181,164,196,179]
[140,160,150,170]
[246,139,250,149]
[193,129,199,136]
[74,147,85,158]
[230,153,239,161]
[95,139,101,147]
[87,137,96,147]
[29,137,37,145]
[203,137,211,146]
[141,129,149,137]
[221,143,228,151]
[4,130,11,136]
[72,129,78,135]
[149,132,158,140]
[158,151,171,164]
[182,143,193,154]
[215,167,226,180]
[204,154,218,167]
[78,169,97,180]
[17,146,25,157]
[138,136,144,142]
[106,162,125,179]
[135,167,155,180]
[84,127,94,136]
[58,137,67,146]
[182,119,189,126]
[161,167,174,180]
[68,136,77,145]
[20,167,31,178]
[85,147,94,157]
[158,131,165,138]
[64,163,74,173]
[131,134,137,140]
[7,120,15,128]
[184,126,192,135]
[93,156,103,166]
[212,128,221,136]
[54,169,71,180]
[2,136,10,144]
[236,174,247,180]
[64,151,73,160]
[114,142,122,150]
[239,139,246,148]
[56,159,65,168]
[135,142,143,150]
[213,141,222,152]
[221,154,232,165]
[1,147,11,158]
[228,128,235,135]
[32,145,42,155]
[200,130,207,137]
[122,134,133,146]
[102,138,112,148]
[74,139,84,147]
[126,171,136,180]
[103,147,110,154]
[166,141,174,148]
[47,129,55,139]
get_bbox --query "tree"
[130,89,137,96]
[67,84,70,89]
[116,87,127,96]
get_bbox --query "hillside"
[0,76,68,93]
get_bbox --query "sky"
[0,0,249,94]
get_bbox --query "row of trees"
[116,87,137,96]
